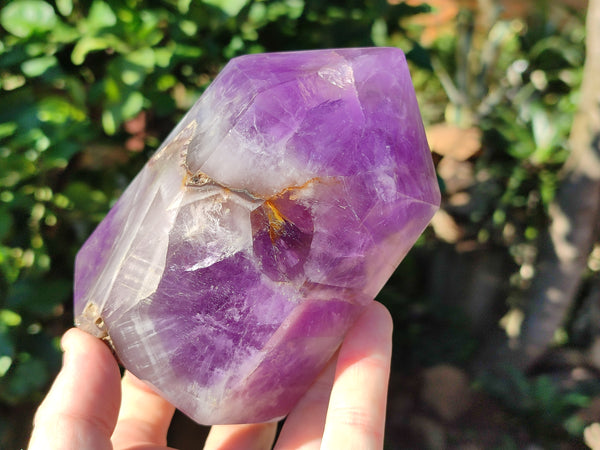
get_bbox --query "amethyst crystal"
[74,47,440,425]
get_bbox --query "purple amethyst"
[74,47,440,424]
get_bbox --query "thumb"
[28,328,122,450]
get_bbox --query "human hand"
[28,301,392,450]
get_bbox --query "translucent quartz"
[74,47,440,425]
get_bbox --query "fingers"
[204,422,277,450]
[320,301,393,450]
[29,302,391,450]
[29,328,122,450]
[110,371,176,449]
[274,354,337,450]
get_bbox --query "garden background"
[1,0,599,448]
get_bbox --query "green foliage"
[417,6,584,241]
[412,5,585,312]
[1,1,58,38]
[482,367,595,442]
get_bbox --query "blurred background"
[1,0,598,448]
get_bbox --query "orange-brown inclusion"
[183,173,330,244]
[264,200,287,243]
[261,177,324,243]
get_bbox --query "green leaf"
[0,355,12,376]
[203,0,249,16]
[21,55,58,78]
[0,1,58,38]
[87,0,117,30]
[102,109,117,135]
[0,122,18,140]
[173,44,203,59]
[126,47,155,69]
[71,35,111,65]
[156,74,177,91]
[37,97,86,124]
[178,0,192,13]
[48,21,79,44]
[56,0,73,16]
[154,46,174,68]
[179,20,197,37]
[371,18,388,47]
[0,310,21,327]
[120,91,144,119]
[564,414,585,436]
[121,69,143,86]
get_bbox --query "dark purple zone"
[146,250,286,385]
[250,192,314,282]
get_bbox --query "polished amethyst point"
[74,48,440,425]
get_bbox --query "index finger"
[110,371,176,449]
[320,301,393,450]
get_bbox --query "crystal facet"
[74,47,440,425]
